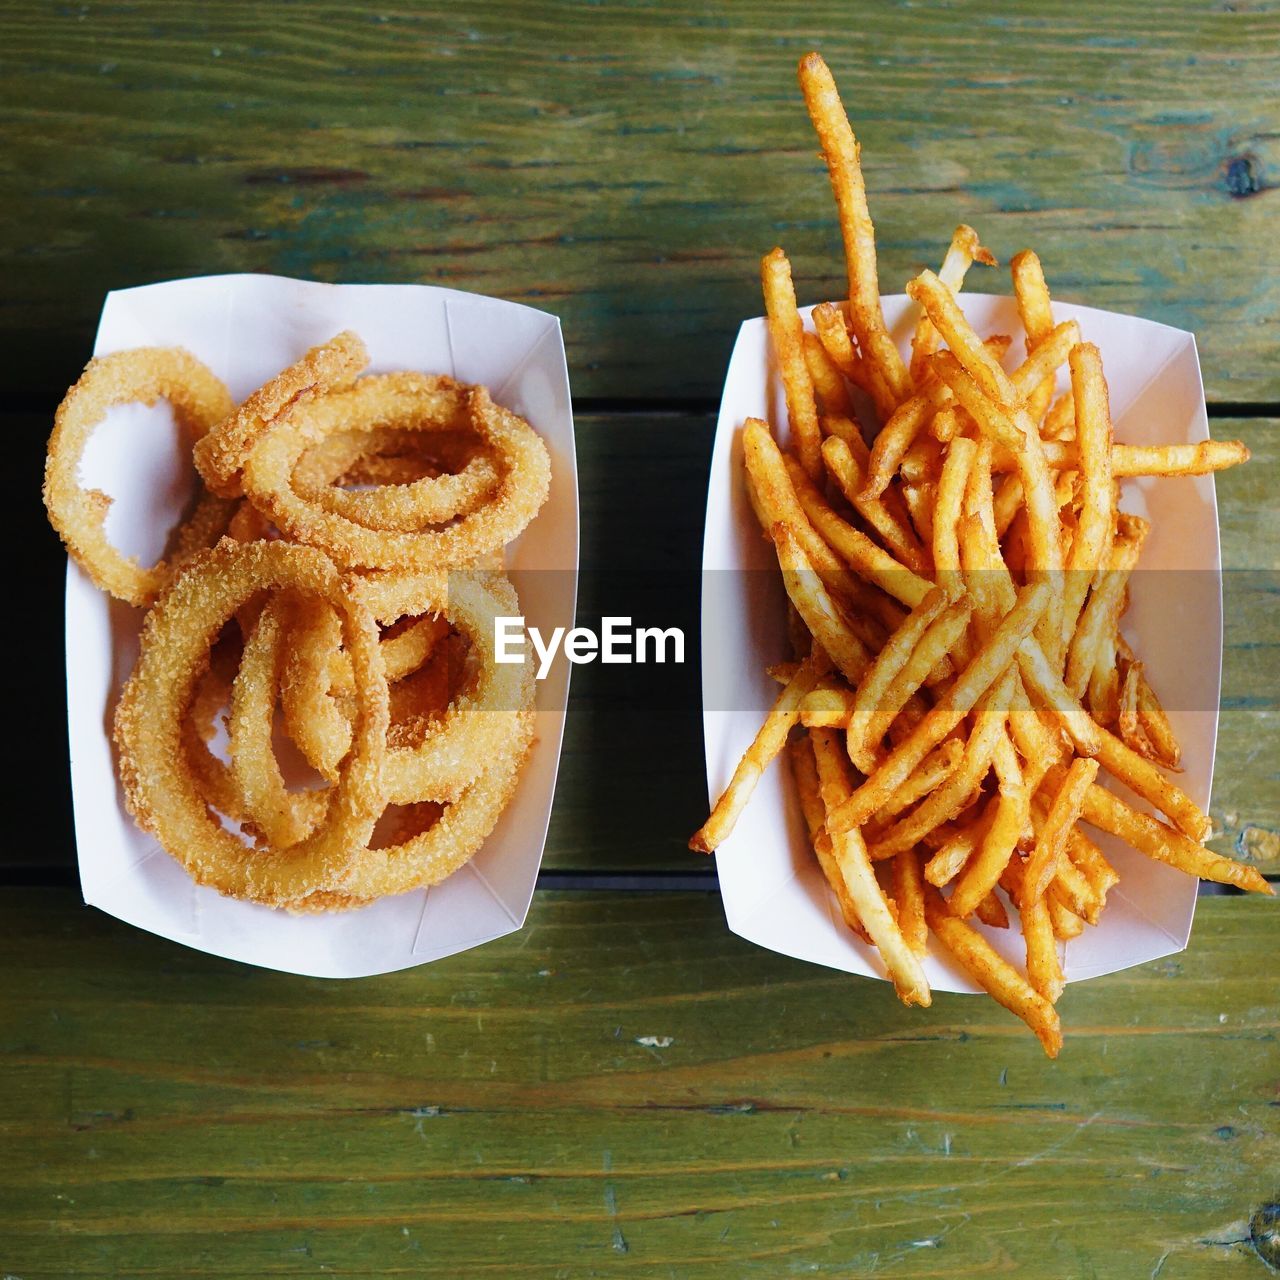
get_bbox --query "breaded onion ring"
[113,539,389,906]
[193,331,368,498]
[347,568,535,805]
[229,594,330,846]
[43,348,235,606]
[288,388,502,532]
[242,381,550,570]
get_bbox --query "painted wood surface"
[0,890,1276,1278]
[2,0,1277,403]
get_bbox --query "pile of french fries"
[691,52,1267,1056]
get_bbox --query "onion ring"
[229,593,330,846]
[193,331,368,498]
[242,380,550,570]
[43,348,235,606]
[347,568,535,805]
[291,404,501,532]
[113,538,389,906]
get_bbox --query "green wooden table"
[3,3,1277,1275]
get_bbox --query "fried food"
[43,348,235,606]
[690,50,1263,1056]
[49,331,551,914]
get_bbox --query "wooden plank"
[0,888,1276,1277]
[2,0,1277,403]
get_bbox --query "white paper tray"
[65,274,578,978]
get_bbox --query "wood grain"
[0,889,1275,1277]
[2,0,1277,403]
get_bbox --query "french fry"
[812,729,932,1006]
[869,738,965,828]
[761,248,823,480]
[863,380,951,498]
[975,891,1010,930]
[829,582,1050,833]
[1091,726,1211,843]
[799,683,856,728]
[803,330,854,417]
[1117,658,1143,746]
[1010,249,1058,425]
[797,53,911,404]
[812,304,896,420]
[1024,757,1100,903]
[924,887,1062,1056]
[1065,514,1148,697]
[1001,856,1064,1003]
[789,735,872,943]
[1047,894,1086,941]
[1058,343,1115,659]
[924,799,996,886]
[859,597,974,754]
[844,586,951,771]
[892,848,929,956]
[1016,639,1103,756]
[743,418,863,603]
[783,456,934,607]
[933,436,978,598]
[949,696,1026,918]
[1075,776,1270,893]
[927,346,1064,654]
[868,670,1014,862]
[1043,390,1076,441]
[910,223,996,384]
[1065,825,1119,913]
[821,434,931,574]
[690,646,833,853]
[772,522,872,684]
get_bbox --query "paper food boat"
[65,274,578,978]
[701,294,1221,993]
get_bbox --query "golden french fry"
[1065,515,1148,698]
[1024,757,1100,902]
[870,738,965,828]
[924,887,1062,1057]
[892,848,929,956]
[766,660,802,685]
[1065,824,1119,911]
[803,330,853,418]
[860,597,974,754]
[1043,390,1075,441]
[812,304,896,420]
[772,522,871,684]
[864,381,951,498]
[811,729,932,1006]
[819,410,871,463]
[868,669,1014,862]
[690,646,833,853]
[797,53,911,404]
[743,419,863,604]
[910,224,996,383]
[948,700,1026,918]
[790,735,872,943]
[1118,658,1143,745]
[1010,249,1058,424]
[924,800,996,886]
[761,248,823,480]
[821,435,931,574]
[844,587,951,771]
[933,436,978,598]
[974,890,1010,930]
[799,683,856,729]
[782,456,933,607]
[1059,343,1115,658]
[829,582,1051,833]
[1016,639,1103,757]
[1001,856,1064,1003]
[1092,725,1210,843]
[1047,894,1086,941]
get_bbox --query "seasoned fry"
[812,729,931,1006]
[892,848,929,956]
[829,583,1050,834]
[845,587,951,771]
[690,647,833,854]
[790,735,871,943]
[797,53,911,404]
[924,888,1062,1056]
[1059,343,1115,658]
[1001,856,1064,1003]
[910,224,996,384]
[772,523,871,684]
[1010,249,1058,425]
[1024,757,1099,903]
[761,248,823,480]
[869,738,965,828]
[803,330,854,417]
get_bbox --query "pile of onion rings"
[45,335,548,911]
